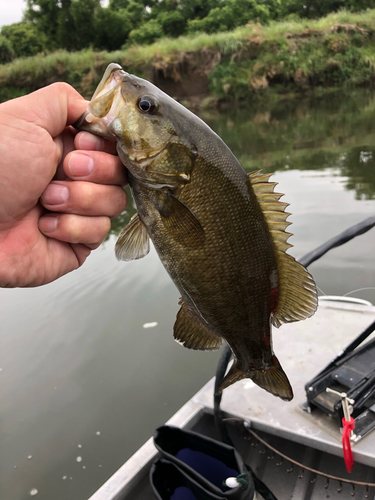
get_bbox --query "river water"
[1,89,375,500]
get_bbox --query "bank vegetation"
[1,9,375,106]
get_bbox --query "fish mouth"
[74,63,129,140]
[91,63,125,102]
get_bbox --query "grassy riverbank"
[1,9,375,105]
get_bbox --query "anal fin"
[115,213,150,261]
[174,301,222,351]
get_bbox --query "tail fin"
[218,355,293,401]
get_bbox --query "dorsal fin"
[248,170,318,327]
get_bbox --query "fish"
[76,63,318,401]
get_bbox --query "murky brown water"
[1,89,375,500]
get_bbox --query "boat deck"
[89,300,375,500]
[201,299,375,465]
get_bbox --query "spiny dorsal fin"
[250,170,273,184]
[248,170,318,327]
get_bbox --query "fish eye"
[137,95,157,114]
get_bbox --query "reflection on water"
[202,89,375,199]
[1,89,375,500]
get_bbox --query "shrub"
[157,11,187,38]
[209,59,253,100]
[0,35,14,64]
[94,8,133,50]
[0,22,46,59]
[188,0,274,35]
[127,19,164,45]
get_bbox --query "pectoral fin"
[115,214,150,261]
[174,301,222,351]
[157,192,205,247]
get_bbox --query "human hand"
[0,83,127,287]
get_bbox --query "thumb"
[1,82,88,138]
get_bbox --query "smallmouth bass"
[76,63,318,401]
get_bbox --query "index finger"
[74,131,118,155]
[64,150,127,186]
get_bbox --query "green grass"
[1,9,375,103]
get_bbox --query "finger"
[40,181,127,219]
[75,131,118,155]
[64,150,127,186]
[39,213,111,250]
[54,127,77,180]
[70,243,92,268]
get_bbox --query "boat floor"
[90,300,375,500]
[122,413,375,500]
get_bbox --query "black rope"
[213,346,278,500]
[213,344,232,445]
[302,217,375,388]
[247,466,279,500]
[299,216,375,268]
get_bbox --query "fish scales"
[76,63,318,401]
[132,156,276,343]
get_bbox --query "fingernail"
[39,216,57,233]
[42,184,69,205]
[69,153,94,177]
[78,132,104,151]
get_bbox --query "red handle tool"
[342,416,355,473]
[326,388,355,473]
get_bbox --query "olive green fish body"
[131,154,276,357]
[76,64,318,401]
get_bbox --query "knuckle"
[78,182,95,211]
[100,217,111,237]
[111,188,127,218]
[118,191,128,215]
[57,215,111,247]
[51,82,72,94]
[63,215,81,244]
[90,217,111,247]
